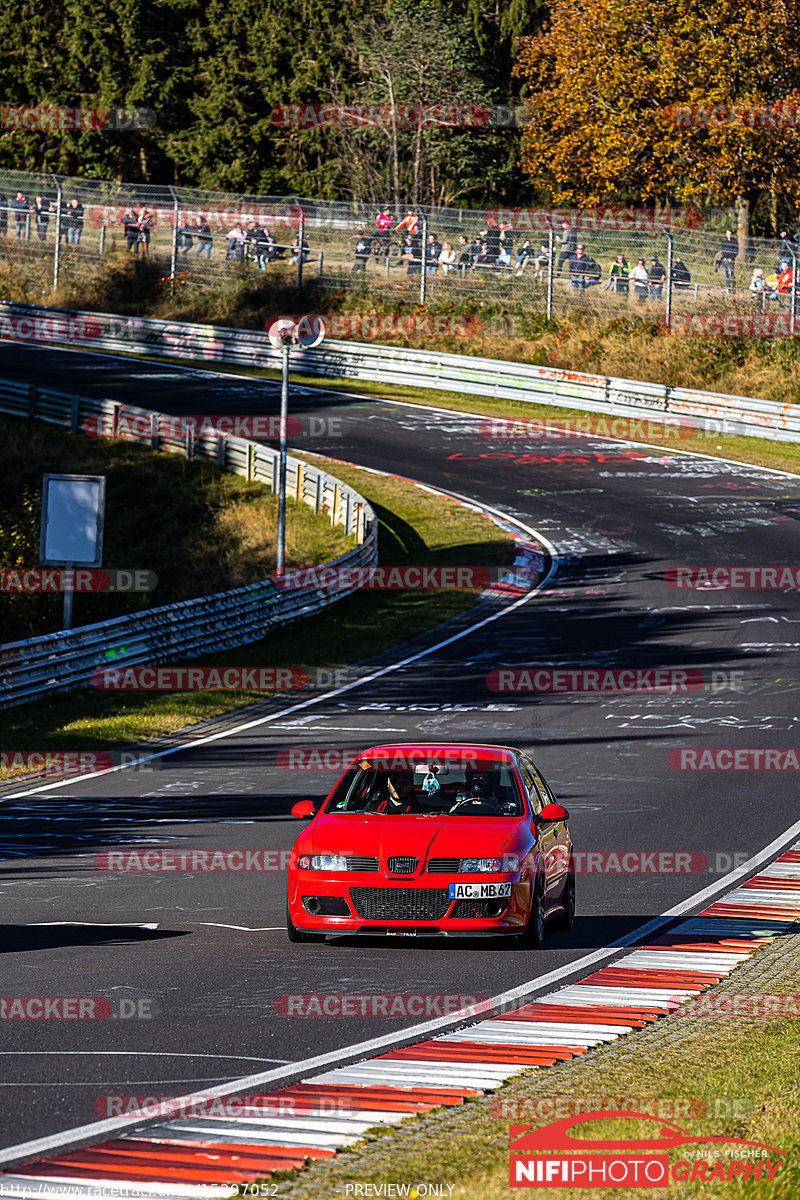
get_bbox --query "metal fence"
[2,300,798,443]
[0,376,377,709]
[0,166,797,327]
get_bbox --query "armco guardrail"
[1,301,799,442]
[0,378,376,710]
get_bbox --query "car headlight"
[297,854,348,871]
[459,856,520,873]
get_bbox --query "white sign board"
[40,474,106,567]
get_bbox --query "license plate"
[448,881,513,900]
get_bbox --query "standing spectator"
[33,195,50,241]
[569,243,596,290]
[11,191,29,239]
[671,257,692,291]
[629,257,649,303]
[244,220,261,262]
[426,231,441,273]
[556,219,577,276]
[123,208,140,253]
[0,192,7,237]
[396,210,420,245]
[137,207,154,256]
[775,227,796,273]
[226,222,246,260]
[498,221,514,270]
[193,216,212,258]
[439,241,457,274]
[375,206,392,256]
[605,253,629,293]
[352,228,372,272]
[648,255,667,300]
[66,197,84,246]
[254,225,272,270]
[481,217,500,264]
[718,228,738,295]
[176,216,194,255]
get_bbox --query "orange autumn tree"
[514,0,800,240]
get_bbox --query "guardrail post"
[297,210,305,296]
[420,215,428,305]
[216,434,226,467]
[99,222,106,255]
[546,228,554,320]
[52,178,63,291]
[28,385,36,419]
[315,470,323,514]
[150,413,159,450]
[332,482,340,526]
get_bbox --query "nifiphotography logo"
[509,1112,785,1188]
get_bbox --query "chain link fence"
[0,166,797,333]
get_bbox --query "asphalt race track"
[1,342,799,1152]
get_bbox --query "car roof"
[351,743,521,762]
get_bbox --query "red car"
[286,743,574,943]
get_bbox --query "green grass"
[1,455,516,770]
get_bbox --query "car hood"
[307,814,521,861]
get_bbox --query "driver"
[462,769,500,803]
[374,769,419,814]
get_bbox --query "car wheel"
[553,869,576,931]
[286,901,325,943]
[520,873,545,947]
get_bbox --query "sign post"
[266,317,326,574]
[39,473,106,630]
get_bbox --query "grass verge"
[1,458,516,773]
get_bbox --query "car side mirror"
[539,803,569,823]
[291,800,316,819]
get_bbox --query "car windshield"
[324,759,524,816]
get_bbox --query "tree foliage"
[514,0,800,232]
[0,0,547,202]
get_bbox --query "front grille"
[346,856,379,872]
[350,887,451,921]
[451,899,509,919]
[302,895,351,916]
[427,858,461,874]
[387,855,418,874]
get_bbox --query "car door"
[517,757,558,899]
[523,758,566,906]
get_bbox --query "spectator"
[585,258,602,287]
[481,217,500,264]
[137,207,154,256]
[226,222,245,260]
[352,228,372,272]
[290,234,309,264]
[532,241,552,279]
[176,218,193,255]
[375,206,392,256]
[569,243,598,290]
[123,208,140,253]
[401,234,421,274]
[775,227,796,273]
[777,258,793,296]
[750,267,777,312]
[0,192,7,237]
[439,241,457,275]
[244,220,261,262]
[425,231,441,273]
[629,257,649,303]
[648,255,667,300]
[473,237,492,268]
[498,221,514,270]
[11,191,29,239]
[671,257,692,291]
[514,239,534,274]
[457,233,473,269]
[33,195,50,241]
[396,210,420,249]
[718,228,737,295]
[262,226,283,260]
[605,253,629,293]
[556,219,577,276]
[193,216,213,258]
[66,197,84,246]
